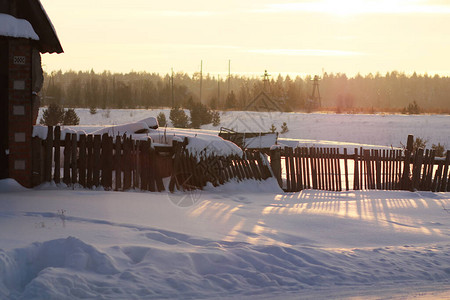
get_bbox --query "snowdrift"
[1,180,450,299]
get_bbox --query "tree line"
[42,70,450,113]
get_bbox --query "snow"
[37,108,450,150]
[0,13,39,40]
[0,179,449,299]
[4,109,449,298]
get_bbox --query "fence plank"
[364,150,373,189]
[432,161,443,192]
[289,148,296,190]
[359,147,365,190]
[336,148,342,191]
[354,148,359,190]
[147,140,157,192]
[71,133,78,185]
[53,126,61,184]
[79,134,86,187]
[93,135,101,187]
[401,135,414,190]
[169,141,182,192]
[139,140,148,190]
[101,134,113,190]
[374,150,381,189]
[133,139,139,189]
[302,148,309,189]
[284,148,291,191]
[396,150,402,190]
[441,151,450,192]
[115,135,122,191]
[294,148,302,191]
[343,148,349,191]
[310,147,318,189]
[319,148,325,190]
[426,150,435,191]
[325,148,330,191]
[86,135,93,189]
[63,133,71,185]
[411,148,424,191]
[154,152,166,192]
[122,136,131,190]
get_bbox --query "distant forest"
[42,70,450,113]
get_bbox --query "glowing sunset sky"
[40,0,450,76]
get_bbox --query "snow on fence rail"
[31,126,274,191]
[271,136,450,193]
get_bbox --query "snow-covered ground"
[1,109,448,299]
[1,179,449,299]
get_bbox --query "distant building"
[0,0,63,186]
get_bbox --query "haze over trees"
[42,70,450,113]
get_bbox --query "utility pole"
[262,70,271,92]
[217,75,220,108]
[171,68,174,108]
[227,59,231,96]
[199,60,203,103]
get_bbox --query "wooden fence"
[271,143,450,193]
[32,126,274,192]
[168,137,273,192]
[32,126,169,191]
[32,128,450,194]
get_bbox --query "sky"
[40,0,450,77]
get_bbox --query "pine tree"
[269,124,277,133]
[63,108,80,125]
[281,122,289,134]
[89,106,97,115]
[39,103,65,126]
[169,106,189,128]
[189,102,212,129]
[157,112,167,127]
[212,111,220,127]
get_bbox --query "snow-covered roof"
[0,13,39,40]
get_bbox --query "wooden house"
[0,0,63,187]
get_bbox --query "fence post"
[354,148,359,190]
[31,137,42,187]
[270,148,282,188]
[44,126,53,182]
[54,126,61,184]
[401,134,414,190]
[411,148,424,191]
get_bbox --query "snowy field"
[38,108,450,149]
[0,109,449,299]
